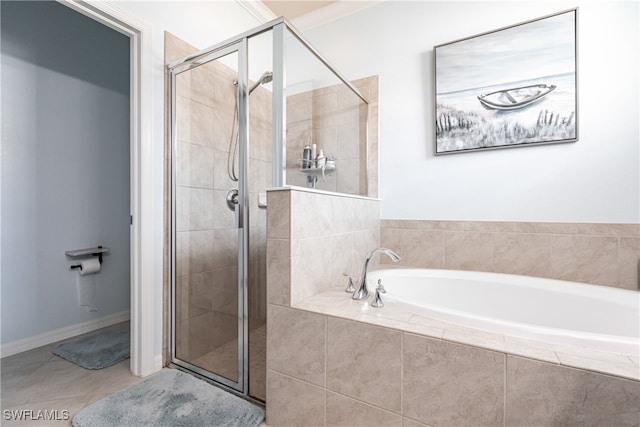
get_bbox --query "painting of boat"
[477,84,556,110]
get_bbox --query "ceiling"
[261,0,338,20]
[241,0,383,32]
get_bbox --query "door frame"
[57,0,156,376]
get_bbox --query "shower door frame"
[169,39,250,394]
[168,17,370,397]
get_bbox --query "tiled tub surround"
[266,198,640,425]
[380,220,640,291]
[271,290,640,427]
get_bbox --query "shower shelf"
[299,161,336,189]
[299,159,336,176]
[299,165,336,176]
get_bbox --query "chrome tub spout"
[352,248,401,300]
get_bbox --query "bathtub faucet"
[352,248,401,300]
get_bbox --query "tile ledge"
[293,287,640,382]
[266,185,380,201]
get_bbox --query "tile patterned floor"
[1,323,268,426]
[1,324,142,426]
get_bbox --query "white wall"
[1,1,130,345]
[302,1,639,223]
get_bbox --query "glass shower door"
[171,42,247,392]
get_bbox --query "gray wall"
[1,1,130,345]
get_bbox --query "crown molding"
[237,0,385,32]
[236,0,276,24]
[292,0,385,32]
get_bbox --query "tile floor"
[1,323,268,426]
[1,324,142,426]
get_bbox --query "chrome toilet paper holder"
[66,246,109,270]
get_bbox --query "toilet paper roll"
[79,258,101,276]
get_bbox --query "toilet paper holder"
[66,246,109,270]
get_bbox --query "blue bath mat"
[72,369,265,427]
[52,326,130,369]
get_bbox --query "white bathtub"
[368,269,640,354]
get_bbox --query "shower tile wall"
[380,220,640,290]
[173,53,240,367]
[286,76,378,197]
[165,32,270,397]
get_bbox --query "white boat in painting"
[477,84,556,110]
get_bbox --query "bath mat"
[51,326,129,369]
[72,369,265,427]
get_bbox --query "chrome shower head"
[259,71,273,84]
[249,71,273,94]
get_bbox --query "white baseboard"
[0,311,130,358]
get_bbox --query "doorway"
[59,0,155,377]
[1,0,155,377]
[0,0,130,353]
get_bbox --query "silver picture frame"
[434,8,578,155]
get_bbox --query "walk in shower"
[168,18,369,400]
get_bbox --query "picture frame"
[434,9,578,155]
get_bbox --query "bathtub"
[368,269,640,354]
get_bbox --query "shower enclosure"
[168,18,369,401]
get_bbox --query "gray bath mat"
[51,326,129,369]
[72,369,265,427]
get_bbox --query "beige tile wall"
[380,220,640,290]
[266,308,640,426]
[354,76,379,199]
[266,186,384,425]
[266,191,640,425]
[285,76,379,198]
[165,33,271,388]
[172,47,240,363]
[266,188,380,306]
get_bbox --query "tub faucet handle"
[371,279,386,308]
[343,273,356,293]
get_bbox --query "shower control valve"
[226,189,239,211]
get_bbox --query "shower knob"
[226,189,239,211]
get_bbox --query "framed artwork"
[434,9,578,154]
